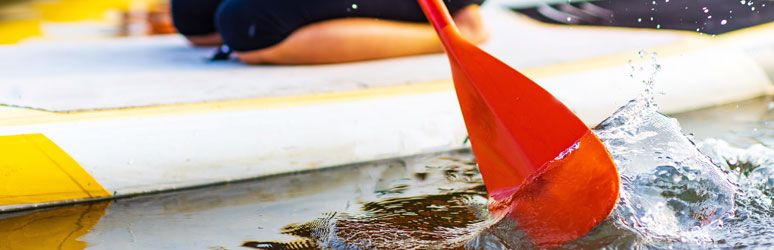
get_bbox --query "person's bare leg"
[237,5,489,65]
[185,33,222,47]
[454,5,490,44]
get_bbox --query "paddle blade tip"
[488,131,620,247]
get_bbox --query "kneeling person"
[171,0,488,64]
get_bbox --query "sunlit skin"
[182,5,488,65]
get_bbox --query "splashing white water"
[594,87,737,246]
[590,52,734,246]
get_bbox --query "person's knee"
[184,33,223,47]
[170,0,222,37]
[453,5,490,44]
[215,0,298,52]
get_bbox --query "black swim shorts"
[171,0,485,52]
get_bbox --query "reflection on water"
[243,190,490,250]
[0,202,110,250]
[674,96,774,148]
[0,0,173,44]
[242,164,491,250]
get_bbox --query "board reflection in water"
[243,156,493,250]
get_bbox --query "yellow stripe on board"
[0,80,455,127]
[0,20,42,45]
[0,134,111,206]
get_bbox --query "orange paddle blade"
[488,131,620,247]
[417,0,620,246]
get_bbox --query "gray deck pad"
[0,7,681,112]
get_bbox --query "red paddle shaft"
[418,0,589,191]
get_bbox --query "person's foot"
[453,5,490,44]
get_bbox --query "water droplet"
[721,19,728,25]
[703,7,709,13]
[740,0,746,4]
[768,101,774,110]
[638,17,643,22]
[650,17,654,21]
[352,3,358,9]
[708,15,712,19]
[656,24,661,29]
[652,0,656,4]
[566,16,572,22]
[696,28,701,32]
[751,6,756,11]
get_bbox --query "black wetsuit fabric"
[172,0,484,51]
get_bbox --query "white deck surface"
[0,7,682,112]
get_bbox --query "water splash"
[591,84,737,247]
